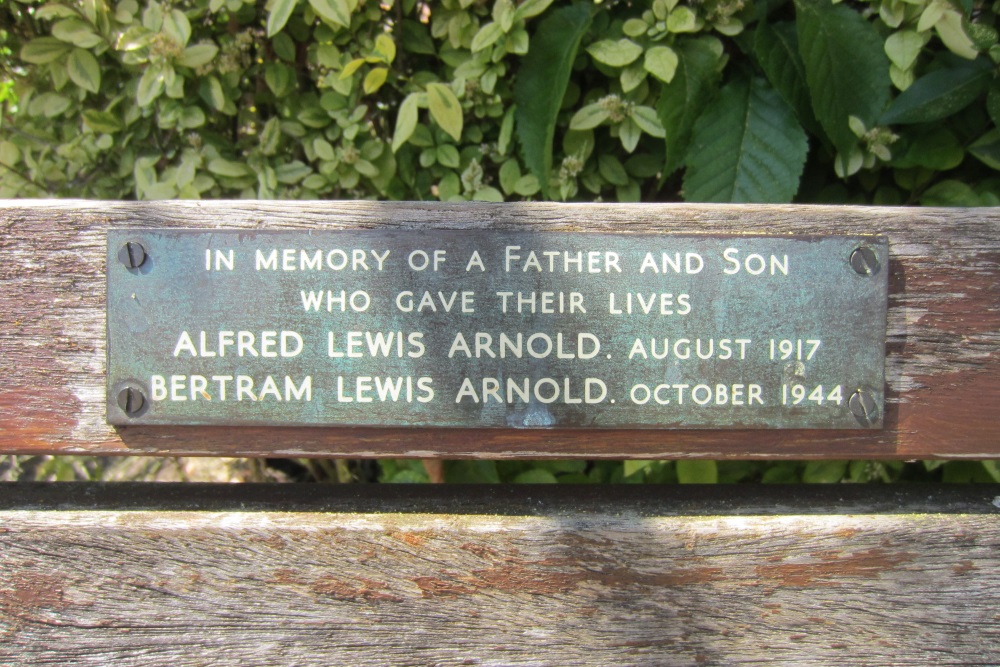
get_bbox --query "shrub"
[1,0,998,204]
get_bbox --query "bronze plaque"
[107,230,888,429]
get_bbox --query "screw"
[117,386,146,416]
[118,241,147,269]
[848,389,879,425]
[850,246,879,276]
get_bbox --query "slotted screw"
[118,241,147,269]
[117,386,146,416]
[848,389,879,425]
[850,246,879,276]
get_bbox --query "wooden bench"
[1,201,999,665]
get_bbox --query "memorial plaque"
[107,230,888,429]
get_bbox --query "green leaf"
[118,26,155,52]
[587,38,643,67]
[142,3,163,31]
[919,179,980,206]
[273,33,296,61]
[36,5,79,20]
[426,82,463,142]
[754,21,818,135]
[620,64,646,93]
[203,76,226,111]
[935,9,978,60]
[499,159,521,194]
[643,45,679,83]
[178,43,219,68]
[623,18,648,38]
[275,161,313,183]
[894,127,965,170]
[885,30,924,70]
[265,62,295,96]
[494,0,515,30]
[676,460,718,484]
[436,144,460,168]
[657,38,721,176]
[355,159,379,178]
[683,74,808,203]
[374,34,396,63]
[880,60,992,124]
[82,110,124,133]
[619,117,641,152]
[392,92,420,152]
[52,19,102,48]
[513,174,540,196]
[513,0,554,21]
[137,65,165,106]
[498,105,516,155]
[667,6,700,33]
[802,460,847,483]
[179,106,206,129]
[632,106,665,137]
[598,154,628,185]
[20,37,72,64]
[569,103,610,130]
[400,20,436,55]
[623,460,654,478]
[507,29,529,55]
[363,67,388,94]
[309,0,351,27]
[796,0,891,156]
[208,158,254,178]
[313,137,335,161]
[471,22,505,52]
[164,9,192,47]
[67,48,101,94]
[30,93,72,117]
[969,129,1000,170]
[0,141,20,167]
[340,58,366,79]
[472,185,504,202]
[267,0,297,37]
[514,3,592,198]
[988,81,1000,129]
[302,173,329,190]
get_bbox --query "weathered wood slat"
[1,200,998,458]
[2,484,999,666]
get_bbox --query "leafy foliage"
[514,2,591,198]
[2,0,999,483]
[683,72,808,202]
[2,0,999,203]
[795,0,891,169]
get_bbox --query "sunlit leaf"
[67,48,101,94]
[267,0,297,36]
[426,82,463,142]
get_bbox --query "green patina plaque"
[107,230,888,429]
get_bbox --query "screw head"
[848,389,879,425]
[117,386,146,416]
[118,241,147,269]
[850,246,879,276]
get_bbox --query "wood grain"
[2,484,999,666]
[1,200,998,458]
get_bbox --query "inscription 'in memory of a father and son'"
[151,242,843,413]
